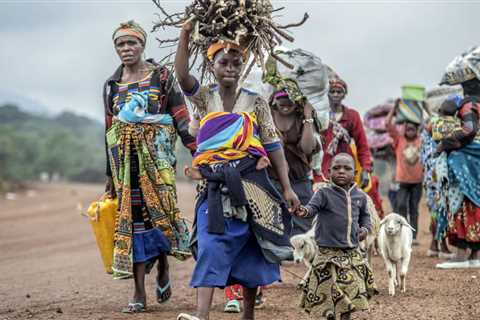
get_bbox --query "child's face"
[330,156,355,187]
[404,122,418,139]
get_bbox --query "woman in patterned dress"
[103,21,196,313]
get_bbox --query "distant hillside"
[0,104,105,187]
[0,89,50,115]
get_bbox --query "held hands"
[293,205,308,217]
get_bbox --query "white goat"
[377,213,415,296]
[290,224,318,286]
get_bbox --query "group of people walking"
[101,18,480,320]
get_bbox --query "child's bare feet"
[184,166,203,180]
[256,156,271,170]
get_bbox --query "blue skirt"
[190,201,281,288]
[132,223,171,263]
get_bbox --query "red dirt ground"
[1,182,479,320]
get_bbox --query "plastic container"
[402,84,426,102]
[397,99,423,124]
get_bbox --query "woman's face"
[114,35,144,66]
[275,97,297,116]
[328,87,346,105]
[212,50,244,88]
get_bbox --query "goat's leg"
[400,254,411,293]
[367,243,373,268]
[384,259,396,296]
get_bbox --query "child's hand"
[256,156,271,170]
[293,206,308,217]
[184,165,203,180]
[358,227,368,241]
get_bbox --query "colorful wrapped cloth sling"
[193,111,267,167]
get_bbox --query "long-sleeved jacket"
[320,106,372,178]
[304,182,371,248]
[103,59,196,176]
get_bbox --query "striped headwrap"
[207,41,248,61]
[113,20,147,45]
[192,111,267,167]
[329,78,348,94]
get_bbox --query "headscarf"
[207,41,248,61]
[112,20,147,45]
[329,78,348,94]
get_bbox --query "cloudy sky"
[0,0,478,121]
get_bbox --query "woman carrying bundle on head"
[174,22,300,320]
[103,20,196,313]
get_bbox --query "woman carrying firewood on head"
[174,20,301,320]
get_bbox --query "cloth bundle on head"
[329,78,348,94]
[112,20,147,45]
[440,45,480,85]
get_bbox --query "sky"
[0,0,478,122]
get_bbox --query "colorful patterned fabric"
[299,247,377,318]
[448,141,480,208]
[448,199,480,246]
[431,115,461,141]
[104,62,196,177]
[106,120,191,279]
[192,111,267,167]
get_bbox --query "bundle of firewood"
[152,0,308,81]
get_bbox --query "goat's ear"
[379,217,388,226]
[402,221,416,232]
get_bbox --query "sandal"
[122,302,146,314]
[156,280,172,303]
[177,313,201,320]
[224,299,241,313]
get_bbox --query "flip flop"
[224,299,241,313]
[121,302,146,314]
[177,313,201,320]
[156,280,172,303]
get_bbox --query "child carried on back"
[294,153,378,320]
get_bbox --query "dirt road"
[1,182,479,320]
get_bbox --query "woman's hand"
[105,176,116,199]
[283,188,300,213]
[256,156,271,170]
[303,101,314,119]
[182,21,194,34]
[360,170,371,189]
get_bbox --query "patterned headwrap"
[207,41,248,61]
[329,78,348,94]
[113,20,147,45]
